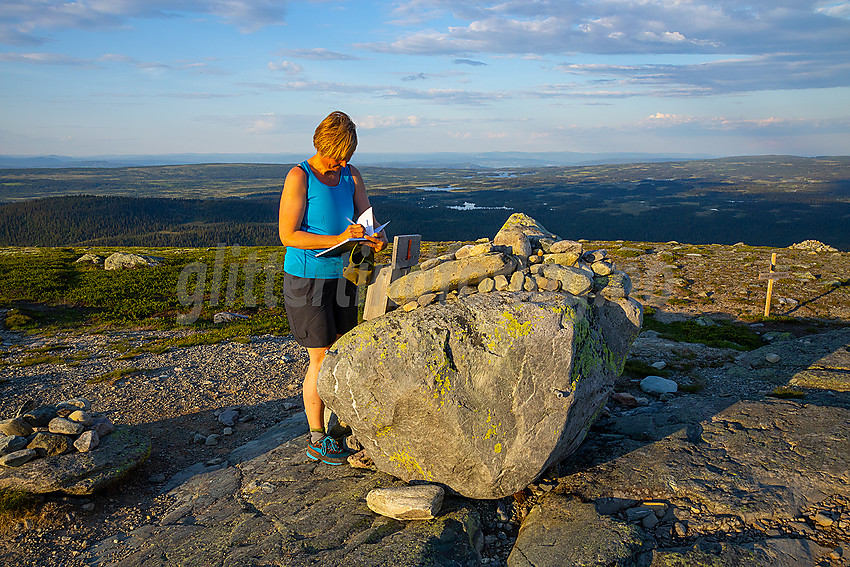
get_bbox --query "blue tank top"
[283,160,356,278]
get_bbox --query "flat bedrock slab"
[88,433,482,567]
[507,495,643,567]
[0,425,151,495]
[557,399,850,525]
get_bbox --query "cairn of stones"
[387,212,632,310]
[0,398,115,468]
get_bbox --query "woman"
[278,111,387,465]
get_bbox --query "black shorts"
[283,273,358,348]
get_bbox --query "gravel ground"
[0,327,309,566]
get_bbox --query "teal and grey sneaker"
[306,435,348,465]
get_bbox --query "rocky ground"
[0,240,848,566]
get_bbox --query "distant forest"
[2,157,849,250]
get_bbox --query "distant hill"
[1,156,848,250]
[0,151,716,169]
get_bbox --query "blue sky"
[1,0,849,158]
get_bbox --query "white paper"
[351,207,389,236]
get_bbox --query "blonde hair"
[313,111,357,161]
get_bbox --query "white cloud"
[247,112,281,134]
[364,1,850,60]
[274,48,359,61]
[0,0,289,45]
[0,51,91,65]
[268,60,302,74]
[555,53,850,95]
[357,115,422,129]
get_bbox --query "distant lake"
[420,186,455,191]
[447,201,514,211]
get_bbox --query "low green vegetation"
[0,246,295,332]
[622,359,670,380]
[643,313,766,351]
[0,488,38,528]
[769,386,806,399]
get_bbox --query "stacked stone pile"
[387,212,633,309]
[788,239,839,253]
[0,398,114,468]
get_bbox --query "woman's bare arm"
[278,166,365,249]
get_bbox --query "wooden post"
[758,253,790,317]
[764,253,776,317]
[363,235,421,321]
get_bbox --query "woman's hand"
[340,223,366,240]
[367,230,388,252]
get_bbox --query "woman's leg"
[303,345,329,431]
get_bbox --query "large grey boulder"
[0,424,150,495]
[319,290,642,499]
[497,212,559,244]
[104,252,163,271]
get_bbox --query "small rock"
[765,353,781,364]
[611,392,639,408]
[218,409,239,427]
[21,405,57,427]
[591,261,614,276]
[223,427,233,436]
[27,432,73,457]
[640,376,678,396]
[91,417,115,437]
[74,430,100,452]
[193,433,206,444]
[205,434,221,446]
[347,450,375,469]
[68,410,93,426]
[625,506,654,522]
[497,501,510,522]
[402,301,419,312]
[0,448,37,467]
[650,361,667,370]
[213,311,250,324]
[642,514,659,529]
[0,418,34,437]
[674,522,687,537]
[82,503,96,512]
[57,398,92,412]
[595,497,637,516]
[0,435,29,456]
[48,417,85,436]
[345,435,363,452]
[507,271,525,292]
[455,242,493,259]
[418,293,437,307]
[478,278,495,293]
[814,512,834,527]
[366,484,445,520]
[550,240,582,255]
[148,473,166,483]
